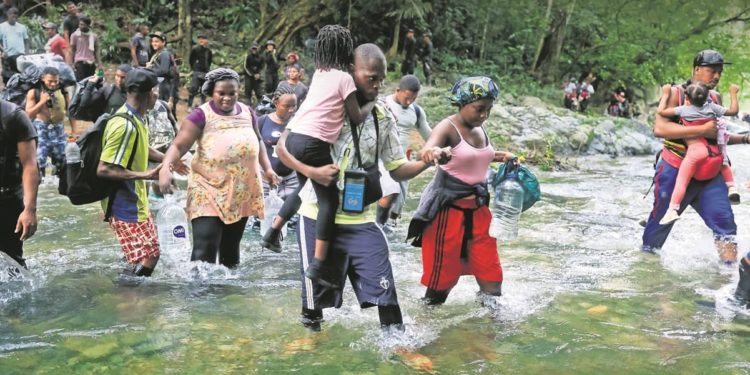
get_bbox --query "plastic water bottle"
[491,171,524,241]
[65,138,80,164]
[156,194,190,251]
[260,189,287,238]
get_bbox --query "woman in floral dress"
[159,68,279,267]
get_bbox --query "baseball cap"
[693,49,731,67]
[125,68,159,92]
[251,42,260,49]
[42,22,57,30]
[149,31,167,42]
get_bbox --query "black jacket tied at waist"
[407,168,490,247]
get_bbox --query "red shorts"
[421,198,503,291]
[110,216,160,263]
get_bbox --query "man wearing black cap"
[243,42,264,104]
[147,31,179,118]
[263,40,280,94]
[401,29,417,76]
[643,50,747,268]
[97,68,162,280]
[187,35,212,108]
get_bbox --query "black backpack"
[68,79,116,121]
[59,112,139,217]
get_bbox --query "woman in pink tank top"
[415,77,515,305]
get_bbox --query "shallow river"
[3,152,750,374]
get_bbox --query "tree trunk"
[479,7,490,62]
[387,14,402,59]
[535,0,576,83]
[177,0,191,60]
[530,0,554,74]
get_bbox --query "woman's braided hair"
[201,68,240,96]
[272,84,296,103]
[314,25,354,71]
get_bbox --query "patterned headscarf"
[201,68,241,96]
[448,76,499,107]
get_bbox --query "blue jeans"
[33,120,66,173]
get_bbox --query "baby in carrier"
[658,81,739,225]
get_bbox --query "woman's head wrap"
[201,68,241,96]
[448,76,499,107]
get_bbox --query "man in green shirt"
[97,68,162,279]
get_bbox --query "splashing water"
[3,153,750,373]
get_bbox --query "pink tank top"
[440,120,495,185]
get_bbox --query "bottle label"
[173,225,186,238]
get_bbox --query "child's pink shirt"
[288,68,357,144]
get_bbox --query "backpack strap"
[349,107,379,167]
[103,112,140,221]
[413,104,422,127]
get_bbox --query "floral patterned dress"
[187,102,265,224]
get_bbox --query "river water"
[2,153,750,374]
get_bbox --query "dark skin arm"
[97,161,161,181]
[25,90,50,120]
[277,129,339,187]
[654,86,718,140]
[158,119,202,193]
[276,129,430,184]
[252,118,280,185]
[421,117,515,164]
[16,139,38,240]
[344,92,376,126]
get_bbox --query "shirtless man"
[25,67,71,178]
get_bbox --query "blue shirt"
[258,114,293,176]
[0,21,28,56]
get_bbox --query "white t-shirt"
[384,95,431,148]
[0,21,28,56]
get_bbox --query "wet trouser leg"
[0,196,25,267]
[378,304,403,329]
[642,160,737,254]
[191,216,248,268]
[423,288,451,305]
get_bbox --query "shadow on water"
[3,153,750,373]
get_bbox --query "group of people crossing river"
[1,6,750,333]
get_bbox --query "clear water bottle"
[491,171,524,241]
[156,194,190,251]
[65,137,80,164]
[260,189,287,238]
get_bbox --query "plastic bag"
[260,189,287,238]
[492,159,541,212]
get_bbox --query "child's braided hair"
[314,25,354,71]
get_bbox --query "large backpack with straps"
[59,112,139,216]
[67,78,116,121]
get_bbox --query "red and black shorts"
[110,216,160,264]
[421,198,503,291]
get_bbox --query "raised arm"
[725,84,740,116]
[654,85,717,140]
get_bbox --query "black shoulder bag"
[341,109,382,213]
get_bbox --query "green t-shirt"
[100,105,150,222]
